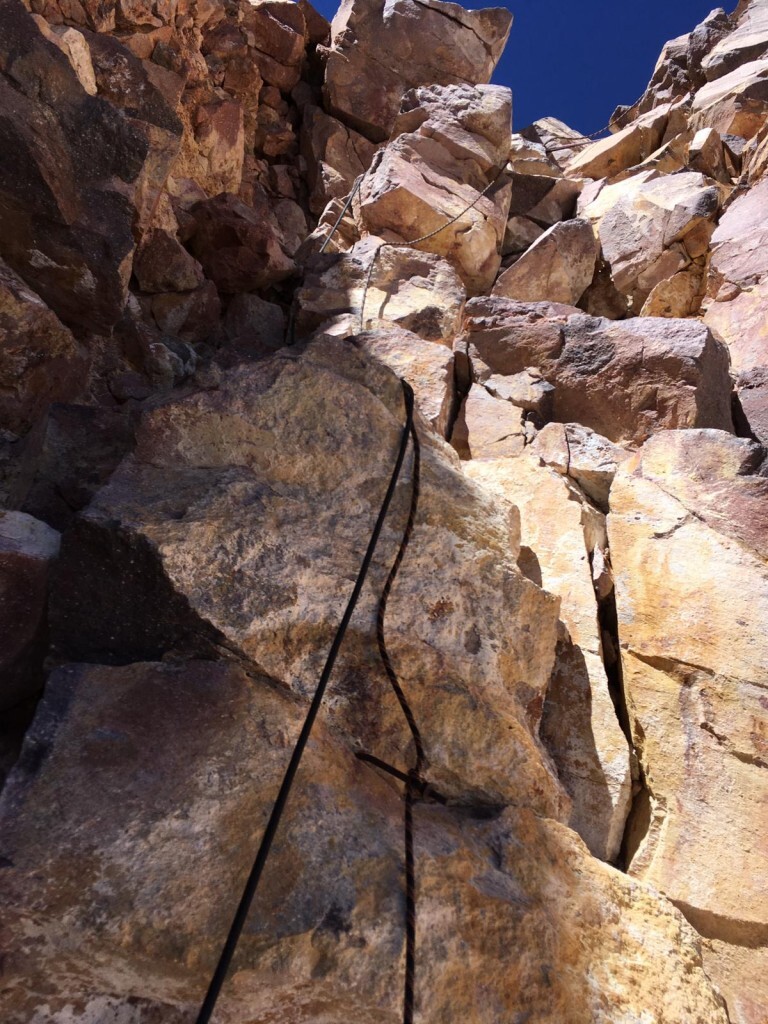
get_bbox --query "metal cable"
[194,379,417,1024]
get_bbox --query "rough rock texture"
[492,219,597,306]
[466,455,632,863]
[294,236,466,343]
[356,84,513,295]
[0,661,728,1024]
[609,429,768,1024]
[461,299,734,444]
[321,0,512,142]
[0,511,59,710]
[1,0,767,1020]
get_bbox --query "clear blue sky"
[311,0,729,134]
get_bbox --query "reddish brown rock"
[321,0,512,142]
[133,230,205,294]
[461,299,734,445]
[187,191,296,293]
[150,282,221,345]
[737,366,768,443]
[0,261,85,435]
[301,104,377,215]
[450,384,526,459]
[0,2,154,331]
[0,511,60,710]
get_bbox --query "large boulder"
[461,299,734,445]
[608,429,768,1024]
[301,104,377,214]
[690,57,768,138]
[50,338,566,814]
[0,660,728,1023]
[492,219,597,306]
[596,173,721,315]
[356,84,512,295]
[321,0,512,142]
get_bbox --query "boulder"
[0,2,156,331]
[321,0,512,142]
[688,126,731,182]
[301,105,377,215]
[222,294,286,357]
[691,57,768,138]
[133,230,205,294]
[0,261,85,435]
[450,384,526,460]
[737,365,768,443]
[293,236,466,344]
[352,325,456,438]
[492,219,597,306]
[702,1,768,81]
[356,84,512,296]
[0,661,728,1023]
[50,338,566,814]
[466,455,632,862]
[532,422,630,510]
[461,299,734,445]
[566,106,670,180]
[608,429,768,1024]
[519,117,590,170]
[0,511,60,711]
[186,191,296,294]
[597,173,720,312]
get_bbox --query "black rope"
[194,379,416,1024]
[373,409,424,1024]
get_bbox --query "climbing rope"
[194,379,418,1024]
[546,87,650,153]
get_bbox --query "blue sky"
[311,0,728,133]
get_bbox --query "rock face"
[461,299,734,445]
[321,0,512,142]
[2,0,768,1021]
[355,84,513,295]
[609,429,768,1024]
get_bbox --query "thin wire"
[194,379,416,1024]
[319,175,364,253]
[547,87,651,153]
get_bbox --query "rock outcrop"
[0,0,767,1021]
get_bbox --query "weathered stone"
[492,219,597,306]
[640,263,707,318]
[609,428,768,1024]
[321,0,512,142]
[150,281,221,345]
[241,0,307,91]
[0,260,86,436]
[0,660,728,1023]
[0,2,154,331]
[356,84,512,296]
[187,192,296,294]
[462,299,734,445]
[597,172,720,312]
[702,1,768,81]
[508,133,561,177]
[15,404,135,531]
[301,105,377,215]
[353,325,456,438]
[483,369,554,418]
[691,57,768,137]
[223,294,286,355]
[566,106,670,180]
[133,230,205,294]
[502,215,544,256]
[294,236,466,344]
[31,17,97,94]
[688,126,731,181]
[0,511,60,710]
[533,422,630,510]
[51,339,565,814]
[519,117,590,170]
[737,365,768,443]
[450,384,525,460]
[466,455,632,862]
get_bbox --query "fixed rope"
[194,379,417,1024]
[547,88,650,153]
[359,164,508,331]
